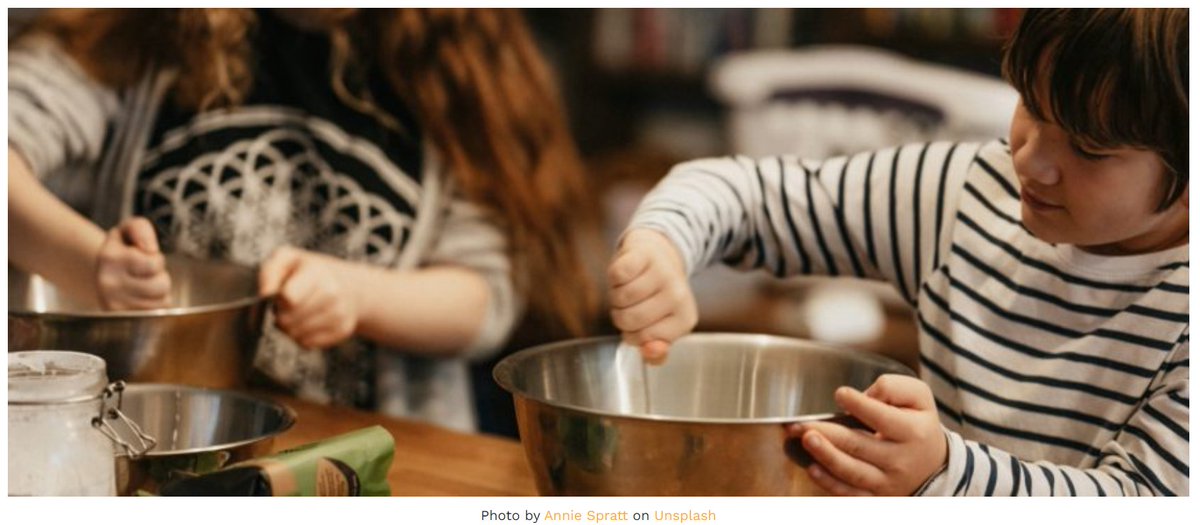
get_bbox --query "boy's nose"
[1013,132,1061,186]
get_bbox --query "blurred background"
[8,8,1024,438]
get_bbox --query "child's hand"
[95,217,171,310]
[259,246,361,350]
[606,228,697,363]
[788,374,947,496]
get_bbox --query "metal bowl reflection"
[112,384,296,495]
[8,255,268,388]
[494,333,914,496]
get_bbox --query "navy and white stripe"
[628,139,1189,496]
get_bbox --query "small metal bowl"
[8,255,268,388]
[111,384,296,495]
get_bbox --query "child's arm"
[631,144,976,287]
[9,148,107,301]
[611,143,979,355]
[796,336,1189,496]
[257,194,519,360]
[9,36,171,309]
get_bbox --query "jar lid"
[9,351,108,403]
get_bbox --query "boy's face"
[1008,98,1188,255]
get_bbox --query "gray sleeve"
[8,34,119,179]
[423,195,522,361]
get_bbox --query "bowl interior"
[114,384,295,455]
[9,255,259,315]
[496,334,913,422]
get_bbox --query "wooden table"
[266,394,538,496]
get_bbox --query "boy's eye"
[1070,142,1112,161]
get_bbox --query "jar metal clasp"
[91,381,157,459]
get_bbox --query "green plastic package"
[160,426,394,496]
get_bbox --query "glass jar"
[8,351,154,496]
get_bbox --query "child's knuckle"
[610,309,630,329]
[605,264,624,284]
[667,282,688,302]
[876,374,901,392]
[97,248,118,266]
[613,286,637,307]
[845,439,867,459]
[627,308,649,328]
[97,272,118,291]
[632,330,655,345]
[848,470,873,490]
[682,306,699,328]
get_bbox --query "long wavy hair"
[24,8,597,337]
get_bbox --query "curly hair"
[25,8,597,337]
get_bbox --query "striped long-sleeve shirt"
[627,139,1189,496]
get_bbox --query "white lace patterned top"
[8,12,520,431]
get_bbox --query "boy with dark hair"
[607,8,1188,495]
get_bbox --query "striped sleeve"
[919,335,1190,496]
[8,34,119,178]
[626,142,979,302]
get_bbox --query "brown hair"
[1002,8,1188,211]
[24,8,597,337]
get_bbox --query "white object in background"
[797,282,886,346]
[709,45,1019,159]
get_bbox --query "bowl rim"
[8,294,268,319]
[119,383,298,457]
[492,332,915,425]
[9,255,269,318]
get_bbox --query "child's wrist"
[910,461,949,496]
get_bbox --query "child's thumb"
[119,217,161,253]
[640,340,670,365]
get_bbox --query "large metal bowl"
[112,384,297,495]
[8,255,268,388]
[494,333,914,496]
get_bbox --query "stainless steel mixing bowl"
[111,384,297,495]
[493,333,915,496]
[8,255,268,389]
